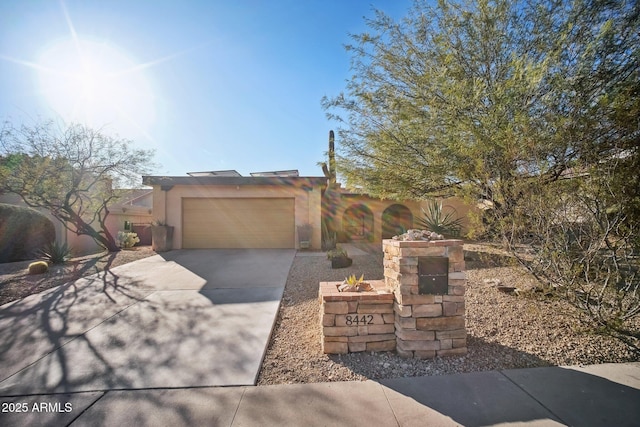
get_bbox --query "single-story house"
[2,168,472,254]
[142,170,472,250]
[142,170,326,250]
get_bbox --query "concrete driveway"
[0,249,295,395]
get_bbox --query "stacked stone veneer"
[383,239,467,358]
[320,280,395,354]
[319,240,467,358]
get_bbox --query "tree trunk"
[65,208,120,252]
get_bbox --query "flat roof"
[142,175,327,188]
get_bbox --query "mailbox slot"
[418,257,449,295]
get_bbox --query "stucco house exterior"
[142,171,326,250]
[334,188,470,244]
[2,167,472,254]
[106,189,153,245]
[142,170,472,250]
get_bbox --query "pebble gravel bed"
[257,244,638,385]
[0,246,157,306]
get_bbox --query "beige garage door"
[182,198,295,248]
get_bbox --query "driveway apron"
[0,249,294,394]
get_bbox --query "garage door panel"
[182,198,295,248]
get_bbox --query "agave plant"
[417,200,463,237]
[344,274,365,286]
[339,274,373,292]
[40,241,73,264]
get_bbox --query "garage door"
[182,198,295,248]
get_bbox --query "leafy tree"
[511,163,640,353]
[323,0,638,230]
[0,120,156,252]
[323,0,639,350]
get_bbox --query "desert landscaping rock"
[257,243,638,385]
[2,243,637,387]
[392,229,444,241]
[0,247,157,307]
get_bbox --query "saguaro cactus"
[320,130,340,249]
[322,130,337,184]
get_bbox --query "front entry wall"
[342,204,374,241]
[336,196,472,243]
[382,204,414,239]
[336,197,424,243]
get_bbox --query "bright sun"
[36,37,156,137]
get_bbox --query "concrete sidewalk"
[0,362,638,426]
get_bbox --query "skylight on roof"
[187,170,242,177]
[250,170,299,177]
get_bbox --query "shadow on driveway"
[0,249,295,397]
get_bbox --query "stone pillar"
[383,239,467,359]
[319,280,395,354]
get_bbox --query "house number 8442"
[345,314,374,325]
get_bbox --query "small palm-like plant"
[40,241,72,264]
[344,274,365,286]
[339,274,373,292]
[417,200,463,237]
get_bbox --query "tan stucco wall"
[152,183,323,250]
[336,194,474,242]
[438,196,474,232]
[105,211,153,236]
[336,195,424,242]
[105,213,152,231]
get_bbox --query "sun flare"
[36,37,156,137]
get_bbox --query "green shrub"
[40,241,73,264]
[0,204,56,263]
[327,247,348,260]
[28,261,49,275]
[117,231,140,248]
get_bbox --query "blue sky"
[0,0,413,180]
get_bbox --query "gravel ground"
[257,243,639,385]
[0,246,156,306]
[3,243,637,384]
